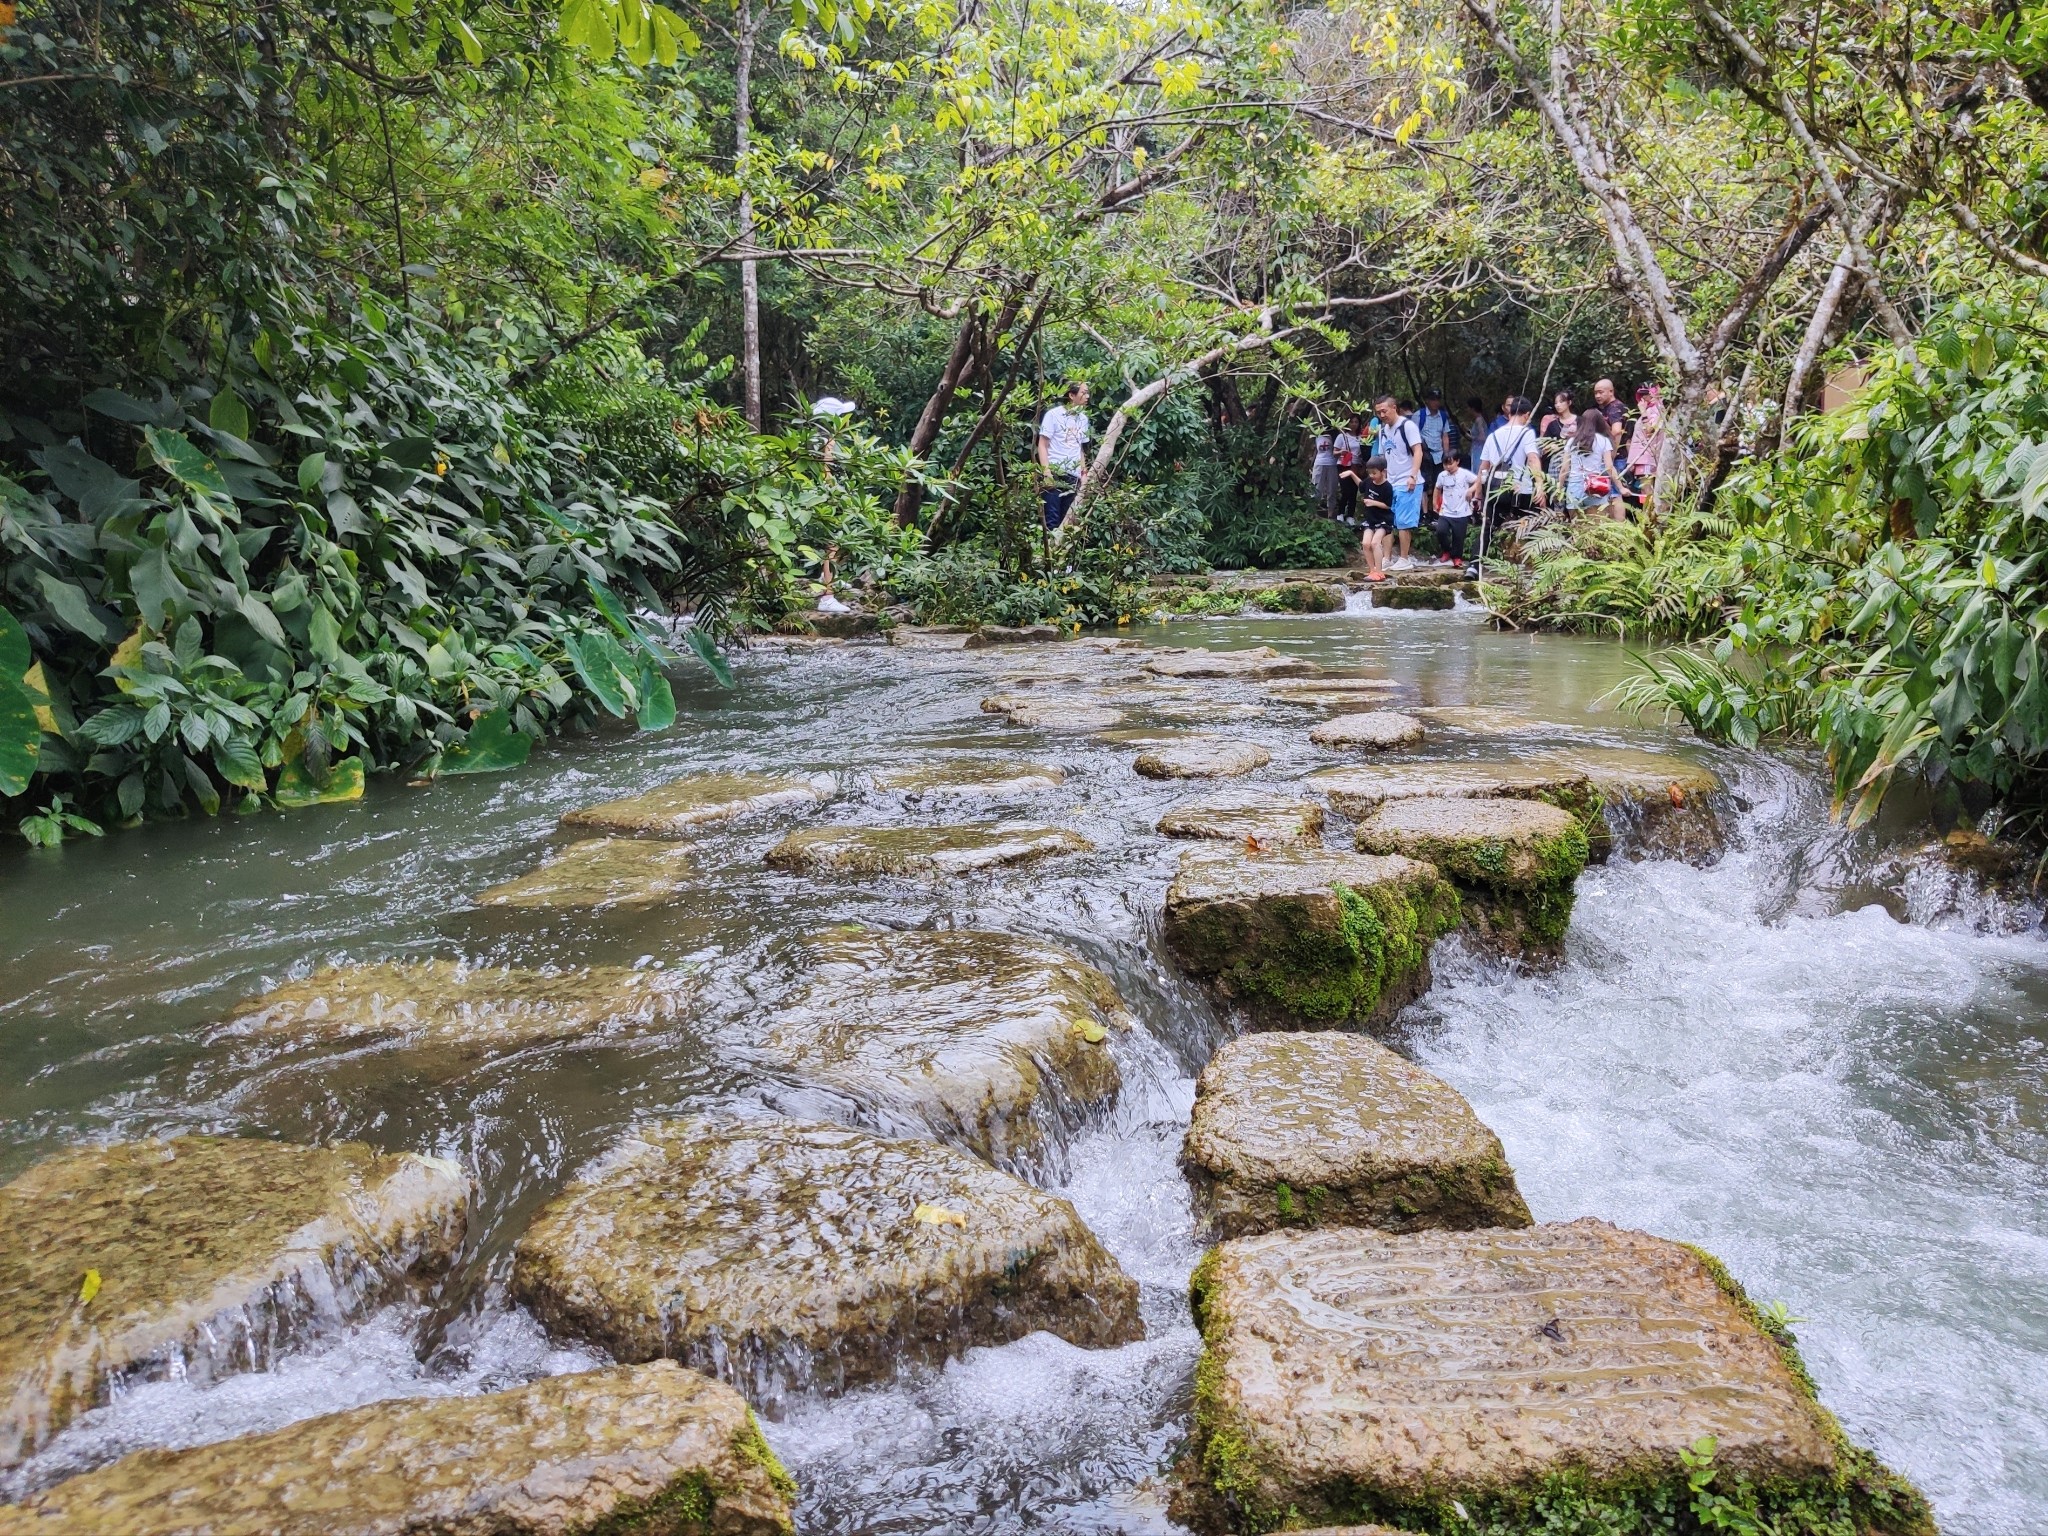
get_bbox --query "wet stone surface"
[1157,797,1325,847]
[0,1138,469,1468]
[511,1114,1144,1409]
[1545,746,1728,862]
[561,770,837,836]
[764,823,1091,877]
[1308,712,1426,752]
[1187,1219,1846,1529]
[1182,1032,1530,1239]
[1312,760,1609,864]
[1141,645,1319,680]
[869,757,1066,800]
[1133,738,1273,780]
[750,927,1129,1173]
[0,1362,795,1536]
[980,694,1124,731]
[472,836,695,909]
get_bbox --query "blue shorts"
[1393,484,1424,530]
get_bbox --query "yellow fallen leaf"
[912,1202,967,1228]
[1070,1017,1108,1044]
[78,1269,101,1306]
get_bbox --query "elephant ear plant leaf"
[0,606,41,798]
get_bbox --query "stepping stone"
[0,1137,469,1467]
[871,757,1065,799]
[1369,582,1454,610]
[1354,798,1589,962]
[1163,845,1459,1027]
[1157,797,1324,847]
[787,607,879,638]
[764,823,1090,877]
[1181,1033,1530,1239]
[1134,737,1272,780]
[1186,1220,1924,1534]
[511,1115,1144,1403]
[1311,760,1609,863]
[219,960,696,1069]
[1414,705,1553,735]
[1251,581,1345,613]
[473,836,694,909]
[1265,679,1401,715]
[1141,645,1318,680]
[981,694,1123,730]
[562,771,835,837]
[1308,712,1425,751]
[1544,747,1727,861]
[753,928,1130,1172]
[0,1362,795,1536]
[964,623,1063,646]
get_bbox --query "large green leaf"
[274,754,366,808]
[634,656,677,731]
[685,626,734,688]
[208,389,252,440]
[144,428,231,504]
[565,632,632,715]
[0,608,39,797]
[439,708,534,774]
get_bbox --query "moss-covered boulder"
[1134,738,1273,780]
[0,1362,795,1536]
[1308,712,1425,751]
[1354,798,1588,962]
[753,928,1129,1173]
[965,623,1063,646]
[1184,1219,1932,1536]
[511,1115,1143,1404]
[1141,646,1318,680]
[870,757,1065,800]
[981,693,1124,730]
[0,1137,468,1467]
[1158,797,1325,847]
[1369,583,1454,611]
[220,960,697,1070]
[764,823,1090,877]
[1181,1033,1530,1239]
[1162,846,1460,1027]
[1252,581,1346,614]
[474,836,695,909]
[1312,761,1609,863]
[562,771,836,837]
[1544,747,1727,862]
[785,607,880,639]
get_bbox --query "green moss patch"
[1218,876,1458,1025]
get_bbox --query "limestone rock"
[870,758,1065,800]
[562,771,835,837]
[0,1138,469,1467]
[1311,760,1609,863]
[1158,797,1324,847]
[0,1362,795,1536]
[1251,581,1346,614]
[219,960,696,1067]
[1162,846,1459,1027]
[753,928,1129,1171]
[981,694,1123,730]
[964,623,1062,647]
[1414,706,1552,735]
[1369,583,1454,610]
[764,823,1090,877]
[1544,747,1727,862]
[787,608,879,639]
[1308,712,1425,751]
[1182,1033,1529,1239]
[511,1115,1144,1404]
[1141,646,1318,680]
[1134,738,1272,780]
[1185,1220,1920,1533]
[1354,797,1588,960]
[473,836,694,909]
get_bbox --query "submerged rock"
[764,823,1090,877]
[1182,1033,1530,1239]
[981,694,1124,730]
[1133,738,1272,780]
[473,836,695,909]
[870,757,1065,799]
[511,1115,1143,1406]
[1311,760,1609,863]
[1354,797,1588,961]
[1307,712,1425,751]
[0,1361,796,1536]
[1414,705,1553,735]
[562,771,836,836]
[1162,846,1459,1027]
[1545,747,1727,861]
[0,1137,468,1467]
[1157,797,1324,847]
[753,928,1129,1172]
[219,960,696,1068]
[1186,1219,1929,1535]
[1141,646,1318,680]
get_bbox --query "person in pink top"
[1626,384,1664,509]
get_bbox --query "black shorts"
[1361,508,1394,532]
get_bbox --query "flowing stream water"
[1,608,2044,1534]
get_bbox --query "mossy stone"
[1354,797,1589,961]
[1542,747,1727,862]
[763,823,1090,877]
[1252,582,1346,614]
[1369,583,1454,611]
[1311,761,1609,863]
[1134,738,1273,780]
[562,772,836,837]
[980,694,1124,730]
[869,757,1065,799]
[473,836,695,909]
[1157,797,1325,847]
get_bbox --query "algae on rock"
[764,823,1090,877]
[1354,797,1589,961]
[0,1362,796,1536]
[1542,746,1727,862]
[870,758,1065,799]
[1311,760,1608,863]
[473,836,695,909]
[1163,846,1459,1027]
[562,771,836,837]
[0,1137,469,1467]
[1157,797,1324,847]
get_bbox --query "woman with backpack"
[1474,396,1547,564]
[1564,397,1622,517]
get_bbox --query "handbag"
[1585,473,1613,496]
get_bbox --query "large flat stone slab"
[561,771,836,836]
[512,1115,1143,1405]
[1544,747,1727,861]
[1134,738,1272,780]
[1354,797,1589,960]
[473,836,695,909]
[1141,646,1318,680]
[981,694,1123,730]
[0,1138,468,1467]
[1158,797,1324,848]
[1414,706,1553,736]
[1308,712,1425,751]
[1182,1033,1529,1238]
[1163,846,1459,1027]
[764,823,1090,877]
[1186,1220,1926,1534]
[1312,760,1608,863]
[753,928,1129,1172]
[0,1362,794,1536]
[871,757,1065,799]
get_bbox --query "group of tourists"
[1309,380,1666,581]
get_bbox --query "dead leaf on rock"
[912,1202,968,1228]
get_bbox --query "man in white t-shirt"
[1036,382,1090,534]
[1373,395,1425,567]
[1474,395,1547,566]
[1431,448,1480,567]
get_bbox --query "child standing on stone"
[1358,456,1395,583]
[1432,449,1478,568]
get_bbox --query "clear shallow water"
[0,610,2043,1533]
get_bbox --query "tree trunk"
[891,286,1029,525]
[734,1,763,430]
